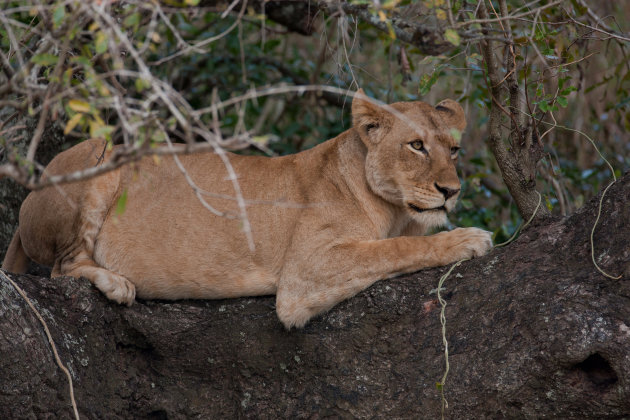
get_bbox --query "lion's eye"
[409,140,426,153]
[366,123,379,132]
[450,146,461,158]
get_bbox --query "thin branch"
[457,0,563,28]
[568,16,630,43]
[150,0,248,66]
[159,123,238,220]
[26,34,70,162]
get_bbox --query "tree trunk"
[1,173,629,419]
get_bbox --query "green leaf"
[419,68,441,96]
[63,67,72,86]
[123,12,140,29]
[70,55,92,68]
[31,53,58,66]
[89,122,115,139]
[53,5,65,28]
[95,31,108,54]
[557,96,568,107]
[450,128,462,141]
[252,135,271,145]
[538,100,550,112]
[135,77,151,92]
[263,39,281,52]
[116,189,128,216]
[444,29,460,46]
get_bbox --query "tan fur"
[2,91,492,328]
[2,227,28,273]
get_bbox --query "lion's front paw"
[440,227,493,263]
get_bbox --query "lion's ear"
[435,99,467,132]
[352,89,391,143]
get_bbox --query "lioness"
[2,90,492,328]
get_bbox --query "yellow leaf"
[436,9,447,20]
[444,28,461,46]
[64,113,84,135]
[252,135,270,145]
[89,120,114,139]
[151,32,161,43]
[378,10,396,39]
[382,0,401,10]
[98,84,111,97]
[89,120,102,138]
[68,99,91,113]
[152,155,162,165]
[386,21,396,39]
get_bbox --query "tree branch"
[318,1,451,56]
[477,0,549,221]
[2,173,629,418]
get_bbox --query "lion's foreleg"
[275,228,492,328]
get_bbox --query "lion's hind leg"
[52,165,135,305]
[55,251,136,305]
[2,228,29,273]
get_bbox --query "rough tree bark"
[1,173,628,419]
[197,0,455,54]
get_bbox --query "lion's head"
[352,89,466,229]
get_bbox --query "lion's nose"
[435,183,460,200]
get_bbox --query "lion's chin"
[407,206,449,228]
[408,203,446,213]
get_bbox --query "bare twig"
[457,0,563,28]
[150,0,248,66]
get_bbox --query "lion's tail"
[2,228,29,274]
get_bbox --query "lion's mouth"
[408,203,446,213]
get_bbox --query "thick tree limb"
[1,172,628,418]
[197,0,321,35]
[198,0,457,55]
[318,1,452,55]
